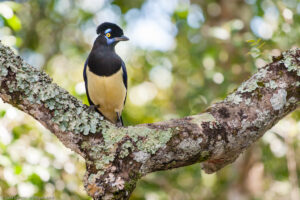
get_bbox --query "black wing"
[121,61,128,104]
[83,59,94,106]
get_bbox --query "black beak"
[114,35,129,42]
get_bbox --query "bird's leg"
[87,104,99,113]
[116,112,123,127]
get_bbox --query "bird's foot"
[87,105,98,113]
[116,121,123,127]
[116,112,124,127]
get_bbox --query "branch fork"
[0,42,299,199]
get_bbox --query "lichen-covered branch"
[0,41,299,200]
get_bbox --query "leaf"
[250,39,261,46]
[6,15,21,31]
[257,42,265,49]
[0,110,6,118]
[246,39,256,43]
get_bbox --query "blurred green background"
[0,0,299,199]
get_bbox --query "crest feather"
[96,22,124,36]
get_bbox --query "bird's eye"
[106,33,111,38]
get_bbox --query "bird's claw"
[116,121,123,127]
[87,105,97,113]
[116,112,123,127]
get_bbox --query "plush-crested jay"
[83,22,129,126]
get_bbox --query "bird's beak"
[114,35,129,42]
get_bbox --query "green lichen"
[245,98,251,105]
[256,81,265,87]
[130,127,173,154]
[247,81,259,92]
[88,173,96,183]
[255,68,267,79]
[81,125,173,172]
[199,151,210,162]
[238,80,259,93]
[226,93,243,105]
[282,49,300,76]
[191,113,216,126]
[178,138,203,155]
[87,171,105,184]
[119,141,134,158]
[0,43,104,135]
[81,141,89,149]
[94,154,115,170]
[270,89,287,111]
[133,151,150,163]
[233,67,269,96]
[190,113,217,131]
[226,64,277,105]
[0,66,8,77]
[102,126,173,155]
[265,80,278,89]
[123,173,141,192]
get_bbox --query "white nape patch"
[105,28,112,34]
[270,89,287,110]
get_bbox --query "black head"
[96,22,129,46]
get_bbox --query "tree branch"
[0,41,299,199]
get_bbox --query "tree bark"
[0,41,299,199]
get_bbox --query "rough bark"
[0,41,299,200]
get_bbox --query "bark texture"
[0,42,299,199]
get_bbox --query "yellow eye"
[106,33,111,38]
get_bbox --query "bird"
[83,22,129,126]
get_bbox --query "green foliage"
[247,39,266,58]
[0,110,6,118]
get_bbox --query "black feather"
[83,59,93,106]
[96,22,124,37]
[87,49,122,76]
